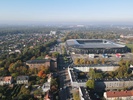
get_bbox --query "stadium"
[66,39,128,54]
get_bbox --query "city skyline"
[0,0,133,25]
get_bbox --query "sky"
[0,0,133,25]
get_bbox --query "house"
[16,76,29,84]
[44,90,53,100]
[0,76,13,86]
[42,82,50,93]
[42,74,51,92]
[104,90,133,100]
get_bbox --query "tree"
[79,58,85,64]
[38,70,46,78]
[52,52,59,58]
[33,89,42,95]
[50,78,58,87]
[93,59,98,64]
[101,58,105,64]
[88,68,96,79]
[86,80,94,89]
[95,73,103,79]
[73,90,80,100]
[74,58,80,65]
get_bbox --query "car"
[60,88,62,90]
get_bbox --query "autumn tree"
[101,58,105,64]
[93,59,98,64]
[74,58,80,65]
[38,70,46,78]
[79,58,85,64]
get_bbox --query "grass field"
[126,43,133,53]
[126,43,133,49]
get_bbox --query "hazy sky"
[0,0,133,24]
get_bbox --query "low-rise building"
[16,76,29,84]
[26,58,57,71]
[71,64,119,72]
[104,90,133,100]
[42,74,51,92]
[0,76,13,86]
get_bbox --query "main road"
[58,68,72,100]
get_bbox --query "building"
[120,34,133,38]
[95,78,133,91]
[104,90,133,100]
[42,82,50,93]
[0,76,13,86]
[42,74,51,92]
[26,58,57,71]
[44,90,53,100]
[50,31,56,36]
[68,67,133,91]
[16,76,29,84]
[66,39,128,54]
[71,64,119,72]
[79,87,91,100]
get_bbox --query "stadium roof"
[66,39,125,49]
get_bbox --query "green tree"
[88,68,96,79]
[86,80,94,89]
[52,52,59,58]
[95,73,103,79]
[50,78,58,87]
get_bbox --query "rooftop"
[80,87,91,100]
[0,76,12,82]
[16,76,29,81]
[69,64,119,68]
[106,90,133,98]
[95,77,133,82]
[26,59,51,64]
[69,68,133,83]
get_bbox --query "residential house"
[42,74,51,92]
[0,76,13,86]
[44,90,53,100]
[16,76,29,84]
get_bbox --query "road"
[56,42,73,100]
[59,69,72,100]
